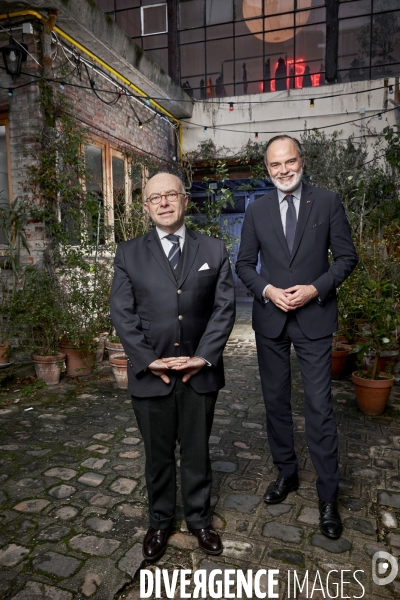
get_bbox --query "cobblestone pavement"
[1,300,400,599]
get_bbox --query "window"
[141,3,167,35]
[0,120,12,246]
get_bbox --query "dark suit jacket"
[110,227,235,397]
[235,184,358,339]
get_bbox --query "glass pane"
[85,145,105,245]
[179,0,204,29]
[143,0,165,5]
[338,16,370,80]
[112,157,126,244]
[180,28,205,42]
[142,4,167,35]
[264,0,294,16]
[235,58,264,95]
[206,38,234,82]
[235,33,264,59]
[298,0,325,7]
[237,18,264,36]
[146,47,168,70]
[264,37,294,90]
[115,8,141,37]
[0,126,9,246]
[372,10,400,72]
[374,0,400,13]
[95,0,115,11]
[339,0,371,18]
[295,23,325,87]
[181,41,205,76]
[180,75,206,99]
[206,0,233,25]
[115,0,140,8]
[296,6,325,25]
[207,23,233,39]
[371,63,400,79]
[143,33,167,49]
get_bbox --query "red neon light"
[269,59,320,91]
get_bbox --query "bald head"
[144,172,185,202]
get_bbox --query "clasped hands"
[147,356,206,384]
[266,284,318,312]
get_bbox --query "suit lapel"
[146,228,177,286]
[266,189,291,261]
[179,227,200,286]
[290,184,314,263]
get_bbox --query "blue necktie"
[166,234,181,270]
[285,195,297,254]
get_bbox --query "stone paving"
[0,300,400,599]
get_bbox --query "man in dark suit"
[236,135,358,539]
[110,172,235,560]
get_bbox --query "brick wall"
[0,18,176,265]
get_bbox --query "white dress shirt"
[156,223,186,255]
[263,183,302,300]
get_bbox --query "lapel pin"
[307,200,311,203]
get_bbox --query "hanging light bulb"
[59,83,65,91]
[90,79,96,87]
[255,132,259,139]
[138,120,143,129]
[203,126,208,133]
[389,85,394,94]
[7,88,13,98]
[378,113,382,120]
[310,99,315,108]
[145,97,151,105]
[229,102,234,112]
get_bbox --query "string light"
[310,99,315,108]
[255,132,259,139]
[378,113,382,120]
[203,126,208,132]
[90,79,96,87]
[138,120,143,129]
[7,88,13,97]
[229,102,234,112]
[59,83,65,91]
[145,98,151,105]
[389,85,394,94]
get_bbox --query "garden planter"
[376,350,399,374]
[109,352,128,389]
[31,352,66,386]
[331,346,350,379]
[59,342,96,377]
[106,339,124,358]
[352,371,395,416]
[95,333,108,363]
[0,341,11,364]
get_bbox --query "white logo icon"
[372,551,398,586]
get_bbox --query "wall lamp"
[1,37,28,80]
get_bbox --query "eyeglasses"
[146,191,185,205]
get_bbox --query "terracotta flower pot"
[106,339,124,359]
[59,342,96,377]
[376,350,399,374]
[331,346,350,379]
[109,352,128,389]
[352,371,395,416]
[0,341,11,364]
[31,352,66,386]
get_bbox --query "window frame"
[140,3,168,36]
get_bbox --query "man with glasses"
[110,172,235,561]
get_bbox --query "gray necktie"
[166,234,181,269]
[285,195,297,254]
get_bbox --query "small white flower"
[382,337,390,344]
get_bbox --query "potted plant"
[351,287,399,416]
[106,329,124,358]
[58,256,112,377]
[13,266,66,385]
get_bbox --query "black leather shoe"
[190,525,223,555]
[319,501,343,540]
[263,474,299,504]
[143,527,171,561]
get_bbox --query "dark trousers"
[256,313,339,502]
[132,377,218,530]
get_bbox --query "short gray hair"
[264,135,304,167]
